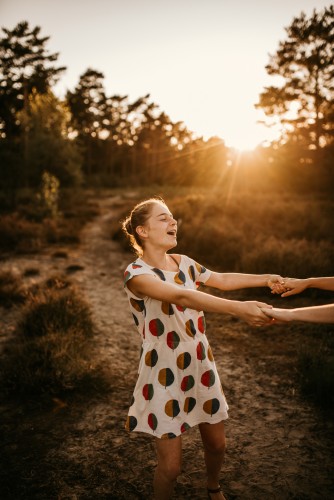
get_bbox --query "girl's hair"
[121,196,166,256]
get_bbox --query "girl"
[122,197,282,500]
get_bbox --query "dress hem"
[125,412,229,439]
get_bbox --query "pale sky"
[0,0,331,149]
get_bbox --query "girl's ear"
[136,225,148,240]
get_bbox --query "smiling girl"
[122,196,282,500]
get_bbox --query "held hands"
[269,277,307,297]
[267,275,288,295]
[260,307,291,323]
[238,301,275,327]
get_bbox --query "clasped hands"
[245,275,293,327]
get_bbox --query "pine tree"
[0,21,66,138]
[256,6,334,156]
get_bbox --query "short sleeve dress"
[123,254,229,439]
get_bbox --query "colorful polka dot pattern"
[124,254,229,438]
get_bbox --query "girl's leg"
[153,435,182,500]
[199,421,226,499]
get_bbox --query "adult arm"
[261,304,334,324]
[127,274,272,326]
[278,277,334,297]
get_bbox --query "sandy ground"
[1,195,334,499]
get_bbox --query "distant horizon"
[1,0,332,149]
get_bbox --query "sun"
[217,114,282,151]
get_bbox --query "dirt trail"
[1,195,334,499]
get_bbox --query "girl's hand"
[238,301,274,326]
[267,275,288,295]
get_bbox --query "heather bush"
[0,284,98,395]
[0,270,26,308]
[0,214,43,253]
[170,192,334,276]
[297,326,334,410]
[111,191,334,278]
[241,236,333,277]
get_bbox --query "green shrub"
[0,286,97,394]
[36,171,60,219]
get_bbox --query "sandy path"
[1,195,334,499]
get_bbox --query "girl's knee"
[203,437,226,455]
[158,460,182,482]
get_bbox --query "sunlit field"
[0,186,333,499]
[113,186,334,278]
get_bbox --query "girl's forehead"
[150,202,170,216]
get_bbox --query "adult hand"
[238,301,274,327]
[279,278,308,297]
[261,306,291,322]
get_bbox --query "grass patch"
[298,349,334,410]
[52,250,69,259]
[65,264,85,274]
[111,190,334,277]
[0,214,43,254]
[0,188,101,255]
[23,268,40,277]
[0,282,100,396]
[0,270,26,308]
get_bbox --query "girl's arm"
[261,304,334,324]
[205,272,284,292]
[127,275,272,326]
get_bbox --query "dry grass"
[0,280,100,396]
[0,188,100,254]
[111,190,334,277]
[0,270,27,308]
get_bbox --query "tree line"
[0,6,333,203]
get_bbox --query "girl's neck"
[141,249,176,271]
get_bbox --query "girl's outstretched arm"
[127,275,272,327]
[205,272,285,292]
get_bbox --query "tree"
[256,6,334,158]
[18,89,82,186]
[66,68,108,175]
[0,21,66,138]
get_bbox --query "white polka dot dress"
[123,254,229,439]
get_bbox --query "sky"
[0,0,331,149]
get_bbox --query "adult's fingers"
[256,301,273,308]
[281,288,299,297]
[260,307,274,317]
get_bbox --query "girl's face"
[139,202,177,250]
